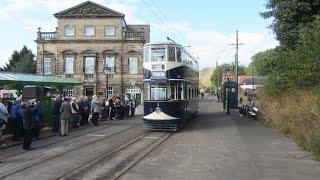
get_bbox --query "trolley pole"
[226,78,230,115]
[228,30,244,104]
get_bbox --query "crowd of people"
[0,98,43,152]
[0,94,138,153]
[52,94,138,136]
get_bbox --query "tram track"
[0,122,144,179]
[57,131,173,180]
[0,120,134,161]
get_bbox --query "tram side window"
[176,47,181,62]
[169,82,182,100]
[168,46,175,62]
[151,48,166,62]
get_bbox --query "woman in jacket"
[21,100,35,150]
[33,101,43,139]
[70,97,80,128]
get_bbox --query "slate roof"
[54,1,125,18]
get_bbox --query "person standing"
[91,96,101,126]
[52,96,62,134]
[60,98,71,136]
[33,101,43,139]
[130,95,137,117]
[0,98,9,147]
[11,97,23,141]
[21,100,36,150]
[70,97,80,128]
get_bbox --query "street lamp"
[104,66,112,97]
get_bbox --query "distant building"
[238,76,267,90]
[35,1,150,101]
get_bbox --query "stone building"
[35,1,149,103]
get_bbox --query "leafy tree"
[261,0,320,48]
[250,48,280,76]
[0,46,36,73]
[210,63,249,88]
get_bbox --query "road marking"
[86,134,106,137]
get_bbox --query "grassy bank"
[256,90,320,159]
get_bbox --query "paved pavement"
[121,96,320,180]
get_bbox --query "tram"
[142,42,199,131]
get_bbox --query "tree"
[0,46,36,73]
[261,0,320,48]
[250,48,279,76]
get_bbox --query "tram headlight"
[155,106,162,114]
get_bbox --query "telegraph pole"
[229,30,244,103]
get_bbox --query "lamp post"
[104,66,111,97]
[224,66,231,115]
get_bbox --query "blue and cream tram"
[143,42,199,131]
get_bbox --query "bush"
[257,90,320,159]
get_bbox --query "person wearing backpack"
[33,101,43,140]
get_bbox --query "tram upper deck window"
[176,47,182,62]
[143,47,150,62]
[151,48,166,62]
[168,46,175,62]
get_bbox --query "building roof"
[54,1,125,18]
[238,76,267,85]
[0,72,82,87]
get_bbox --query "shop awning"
[0,72,82,87]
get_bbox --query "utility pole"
[228,30,244,103]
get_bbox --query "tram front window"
[151,87,166,100]
[151,47,166,62]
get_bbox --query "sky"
[0,0,278,70]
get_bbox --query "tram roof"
[144,42,182,47]
[0,72,82,87]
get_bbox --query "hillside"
[199,67,215,90]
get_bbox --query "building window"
[85,57,95,74]
[65,88,73,98]
[106,26,115,36]
[106,86,113,97]
[43,58,51,74]
[105,56,115,74]
[65,57,74,74]
[65,25,75,36]
[129,57,138,74]
[85,26,95,36]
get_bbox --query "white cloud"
[0,0,278,70]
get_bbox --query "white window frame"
[85,57,95,74]
[106,86,113,97]
[129,57,138,74]
[65,25,75,36]
[105,56,115,74]
[65,57,74,74]
[106,26,115,36]
[85,26,95,36]
[66,88,73,98]
[43,57,52,75]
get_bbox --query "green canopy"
[0,72,82,87]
